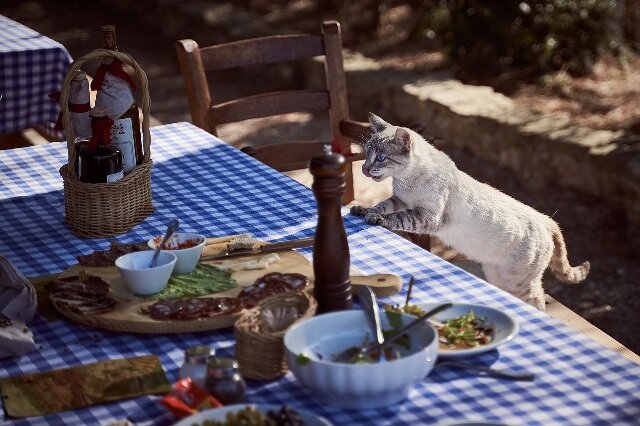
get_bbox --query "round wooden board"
[53,250,314,334]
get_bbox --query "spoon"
[437,360,535,381]
[335,302,453,363]
[148,219,179,268]
[357,285,387,362]
[383,303,453,346]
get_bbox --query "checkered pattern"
[0,15,72,134]
[0,122,638,425]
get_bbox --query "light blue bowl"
[284,310,438,410]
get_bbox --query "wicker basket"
[234,291,317,381]
[58,49,153,238]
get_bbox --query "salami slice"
[200,297,242,317]
[174,298,208,320]
[143,300,183,320]
[280,273,309,289]
[142,297,241,320]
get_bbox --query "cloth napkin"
[0,256,37,359]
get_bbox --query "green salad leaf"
[295,353,311,365]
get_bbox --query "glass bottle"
[93,24,143,171]
[178,345,214,389]
[77,107,123,183]
[204,358,246,405]
[68,70,91,141]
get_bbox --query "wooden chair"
[175,20,371,204]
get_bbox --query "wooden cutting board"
[50,237,403,334]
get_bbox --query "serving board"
[50,237,403,334]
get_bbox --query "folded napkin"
[0,256,37,359]
[0,355,171,418]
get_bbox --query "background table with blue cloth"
[0,14,72,135]
[0,122,638,425]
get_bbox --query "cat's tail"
[548,222,590,284]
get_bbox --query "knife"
[200,237,314,261]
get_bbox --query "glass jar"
[77,108,123,183]
[178,345,214,389]
[204,358,246,405]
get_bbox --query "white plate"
[418,303,519,358]
[174,403,332,426]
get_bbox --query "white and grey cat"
[351,113,590,310]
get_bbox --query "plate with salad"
[384,302,518,358]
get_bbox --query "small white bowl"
[115,250,177,296]
[284,310,438,410]
[147,233,206,275]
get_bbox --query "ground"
[2,0,639,355]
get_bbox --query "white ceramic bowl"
[115,250,177,295]
[147,232,206,275]
[284,310,438,410]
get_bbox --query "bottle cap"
[206,357,239,379]
[185,345,214,365]
[100,24,118,50]
[89,106,109,118]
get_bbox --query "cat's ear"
[394,128,412,151]
[368,113,389,133]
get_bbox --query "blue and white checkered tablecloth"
[0,15,72,134]
[0,122,638,426]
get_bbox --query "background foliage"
[426,0,619,76]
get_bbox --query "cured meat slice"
[200,297,242,317]
[238,272,309,308]
[47,274,116,315]
[174,298,208,320]
[47,276,110,296]
[141,300,183,320]
[76,241,148,267]
[280,273,309,289]
[54,298,116,315]
[142,297,241,321]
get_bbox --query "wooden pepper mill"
[310,145,352,313]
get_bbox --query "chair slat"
[210,90,330,124]
[243,141,327,172]
[200,34,324,71]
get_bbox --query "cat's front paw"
[350,205,369,216]
[365,212,387,227]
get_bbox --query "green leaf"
[295,353,311,365]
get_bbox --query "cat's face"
[362,113,412,181]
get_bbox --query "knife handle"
[260,237,314,253]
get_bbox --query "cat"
[350,113,590,310]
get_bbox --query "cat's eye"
[375,154,386,162]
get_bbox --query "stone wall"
[306,52,640,224]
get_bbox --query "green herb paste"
[149,264,236,299]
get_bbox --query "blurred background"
[1,0,639,354]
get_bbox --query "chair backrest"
[175,21,357,202]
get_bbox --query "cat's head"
[362,113,413,181]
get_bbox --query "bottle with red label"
[92,24,143,173]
